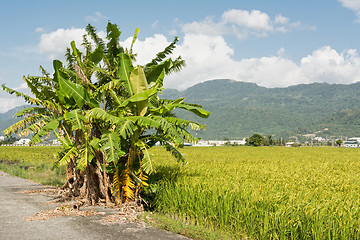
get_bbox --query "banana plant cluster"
[2,22,210,204]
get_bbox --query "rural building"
[194,140,246,147]
[52,139,61,145]
[314,136,326,142]
[343,137,360,148]
[14,138,31,145]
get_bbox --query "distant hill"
[2,80,360,140]
[0,106,29,135]
[161,79,360,140]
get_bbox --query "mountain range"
[161,79,360,140]
[0,105,27,136]
[1,79,360,140]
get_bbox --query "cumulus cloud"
[222,9,273,32]
[300,46,360,84]
[182,9,310,40]
[163,34,308,89]
[38,28,106,59]
[182,16,226,36]
[123,34,171,65]
[38,28,86,59]
[34,13,360,94]
[127,32,360,90]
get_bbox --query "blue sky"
[1,0,360,112]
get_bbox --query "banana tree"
[2,22,210,205]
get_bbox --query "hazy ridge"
[2,79,360,140]
[162,79,360,139]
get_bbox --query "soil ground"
[0,171,190,240]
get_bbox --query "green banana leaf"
[118,53,134,95]
[58,76,98,108]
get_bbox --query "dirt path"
[0,171,189,240]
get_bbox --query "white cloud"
[15,82,29,90]
[0,97,26,113]
[182,9,311,40]
[274,14,289,25]
[38,28,86,59]
[35,18,360,95]
[222,9,273,32]
[115,32,360,90]
[338,0,360,11]
[38,28,106,59]
[124,34,171,66]
[182,16,226,36]
[339,0,360,21]
[166,34,236,90]
[300,46,360,84]
[85,12,107,23]
[163,34,308,89]
[0,87,28,113]
[339,0,360,8]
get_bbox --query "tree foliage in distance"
[246,133,265,147]
[336,139,343,147]
[2,22,210,205]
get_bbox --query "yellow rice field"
[150,146,360,239]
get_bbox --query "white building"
[0,136,4,141]
[194,139,246,147]
[14,138,31,145]
[314,136,326,142]
[51,139,61,145]
[343,137,360,148]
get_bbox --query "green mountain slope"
[2,79,360,140]
[0,106,28,135]
[162,79,360,139]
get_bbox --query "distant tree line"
[0,136,19,145]
[244,134,287,147]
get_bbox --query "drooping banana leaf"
[1,85,40,105]
[163,143,187,166]
[168,102,210,119]
[86,107,122,125]
[100,131,125,164]
[64,109,87,131]
[136,140,154,174]
[3,114,44,136]
[120,88,157,109]
[29,118,61,145]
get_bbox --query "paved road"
[0,171,189,240]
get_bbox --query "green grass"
[148,146,360,239]
[145,212,236,240]
[0,146,65,187]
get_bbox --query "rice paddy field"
[0,146,65,186]
[150,146,360,239]
[1,146,360,239]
